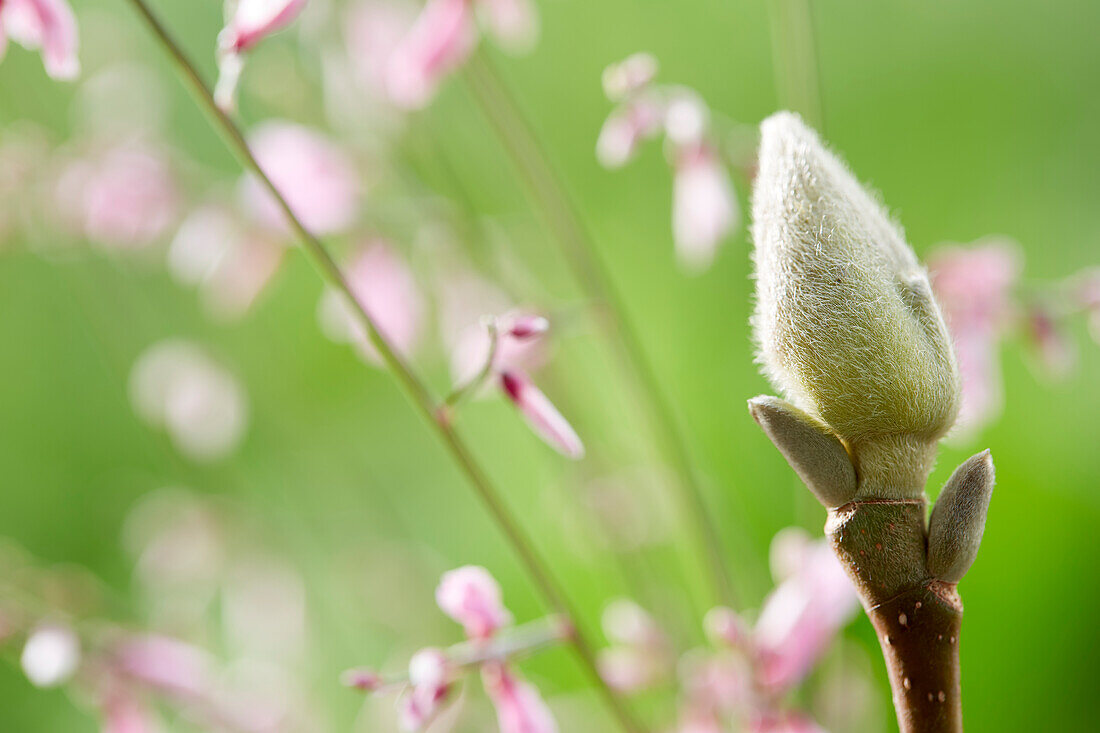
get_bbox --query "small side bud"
[748,396,857,508]
[927,450,995,582]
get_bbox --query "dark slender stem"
[121,3,644,730]
[827,500,964,732]
[462,51,737,609]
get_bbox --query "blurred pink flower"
[99,693,157,733]
[401,648,451,731]
[929,240,1022,436]
[703,606,750,651]
[601,52,658,102]
[111,634,213,700]
[753,532,858,694]
[1026,303,1076,378]
[476,0,538,53]
[129,341,249,462]
[241,121,360,237]
[500,370,585,459]
[220,0,308,53]
[597,599,671,692]
[215,0,308,109]
[385,0,477,109]
[748,712,827,733]
[595,95,666,169]
[0,0,79,80]
[345,0,416,98]
[57,141,180,251]
[169,205,285,320]
[1074,268,1100,344]
[679,650,750,720]
[663,91,709,147]
[340,667,383,692]
[602,598,663,648]
[317,242,424,365]
[671,144,738,272]
[481,662,558,733]
[502,313,549,340]
[598,646,663,694]
[449,309,549,388]
[436,565,513,641]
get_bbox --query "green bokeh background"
[2,0,1099,730]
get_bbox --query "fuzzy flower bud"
[435,565,513,640]
[751,112,960,497]
[927,450,995,583]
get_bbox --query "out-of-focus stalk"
[766,0,825,131]
[120,3,645,731]
[463,51,738,609]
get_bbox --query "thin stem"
[356,615,572,693]
[442,319,500,411]
[121,3,643,731]
[462,52,737,608]
[766,0,825,131]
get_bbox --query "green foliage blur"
[1,0,1099,730]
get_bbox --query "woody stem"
[826,500,964,733]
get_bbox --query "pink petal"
[241,121,360,237]
[65,141,180,251]
[317,241,424,365]
[220,0,308,54]
[340,667,382,692]
[749,712,828,733]
[481,662,558,733]
[401,648,451,731]
[928,241,1022,435]
[501,312,549,341]
[663,91,709,146]
[449,312,548,388]
[671,145,738,272]
[703,606,750,650]
[601,598,662,648]
[2,0,79,80]
[596,95,665,169]
[601,53,658,102]
[129,341,249,462]
[596,645,665,693]
[500,370,584,459]
[435,565,513,640]
[169,206,285,320]
[1027,304,1076,378]
[344,0,416,97]
[100,693,158,733]
[385,0,478,109]
[112,634,213,700]
[678,650,750,716]
[476,0,538,53]
[753,537,858,694]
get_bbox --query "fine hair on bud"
[748,395,857,508]
[927,450,995,583]
[751,112,961,497]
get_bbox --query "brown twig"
[827,500,963,732]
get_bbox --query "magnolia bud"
[927,450,995,583]
[748,396,857,508]
[751,112,960,497]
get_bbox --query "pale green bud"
[751,112,960,497]
[927,450,995,583]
